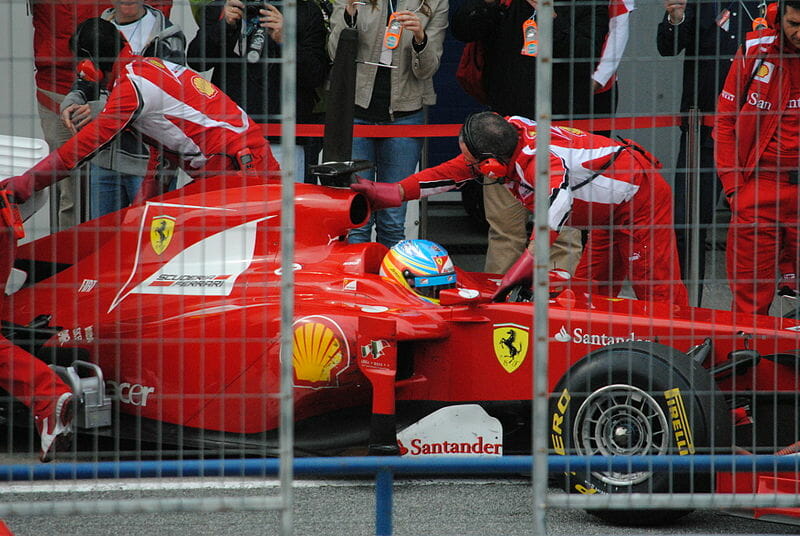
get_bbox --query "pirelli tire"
[549,341,732,526]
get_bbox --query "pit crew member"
[353,111,689,305]
[713,0,800,315]
[0,199,73,462]
[3,17,279,206]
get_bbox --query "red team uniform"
[399,116,688,305]
[715,27,800,314]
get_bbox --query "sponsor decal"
[145,58,166,69]
[343,279,357,291]
[192,75,218,97]
[360,339,391,368]
[789,98,800,109]
[57,325,95,345]
[106,380,155,407]
[556,126,586,137]
[664,388,695,455]
[550,388,571,455]
[493,323,529,373]
[396,405,503,457]
[150,215,176,255]
[78,279,98,293]
[720,90,735,102]
[147,274,231,288]
[553,326,650,346]
[753,60,773,83]
[747,92,772,110]
[109,202,272,312]
[398,437,503,455]
[291,317,350,388]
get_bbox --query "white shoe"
[35,392,74,462]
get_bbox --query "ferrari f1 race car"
[2,167,800,526]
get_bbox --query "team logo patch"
[292,320,347,388]
[753,61,774,83]
[150,215,176,255]
[192,75,218,98]
[493,323,529,373]
[145,58,166,69]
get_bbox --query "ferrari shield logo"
[150,215,176,255]
[493,323,529,373]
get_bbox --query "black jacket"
[188,0,330,141]
[656,0,761,116]
[451,0,609,119]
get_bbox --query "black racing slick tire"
[549,341,732,526]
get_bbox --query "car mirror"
[438,287,482,306]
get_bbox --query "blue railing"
[0,455,798,535]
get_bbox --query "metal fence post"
[685,106,702,306]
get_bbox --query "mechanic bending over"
[2,17,280,208]
[353,111,689,306]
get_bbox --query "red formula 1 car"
[2,169,800,526]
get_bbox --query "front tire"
[549,342,732,525]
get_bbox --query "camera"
[245,1,267,63]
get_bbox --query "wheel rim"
[573,384,670,487]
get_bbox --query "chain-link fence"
[1,0,800,534]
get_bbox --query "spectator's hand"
[223,0,246,25]
[60,104,92,135]
[664,0,686,24]
[492,249,534,301]
[393,10,425,44]
[350,177,404,210]
[260,3,284,44]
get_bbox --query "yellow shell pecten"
[293,322,344,383]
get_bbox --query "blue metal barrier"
[1,455,798,535]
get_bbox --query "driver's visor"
[412,273,456,288]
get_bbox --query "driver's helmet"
[380,240,457,304]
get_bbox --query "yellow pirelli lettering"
[664,387,695,455]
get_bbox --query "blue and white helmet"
[380,240,457,304]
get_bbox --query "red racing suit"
[58,57,279,181]
[0,225,70,426]
[713,29,800,314]
[400,116,688,305]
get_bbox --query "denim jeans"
[348,110,423,247]
[89,163,144,219]
[270,143,307,183]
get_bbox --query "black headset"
[461,113,509,179]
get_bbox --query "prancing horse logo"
[150,215,176,255]
[492,323,529,373]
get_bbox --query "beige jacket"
[328,0,449,113]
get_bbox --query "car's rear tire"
[549,341,732,526]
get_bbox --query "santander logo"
[396,404,503,457]
[398,437,502,456]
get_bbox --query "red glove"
[492,249,534,301]
[1,151,69,203]
[350,177,403,210]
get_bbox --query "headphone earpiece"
[462,113,508,179]
[475,157,507,179]
[77,59,103,83]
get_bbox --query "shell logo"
[292,321,348,388]
[192,75,218,98]
[756,64,770,78]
